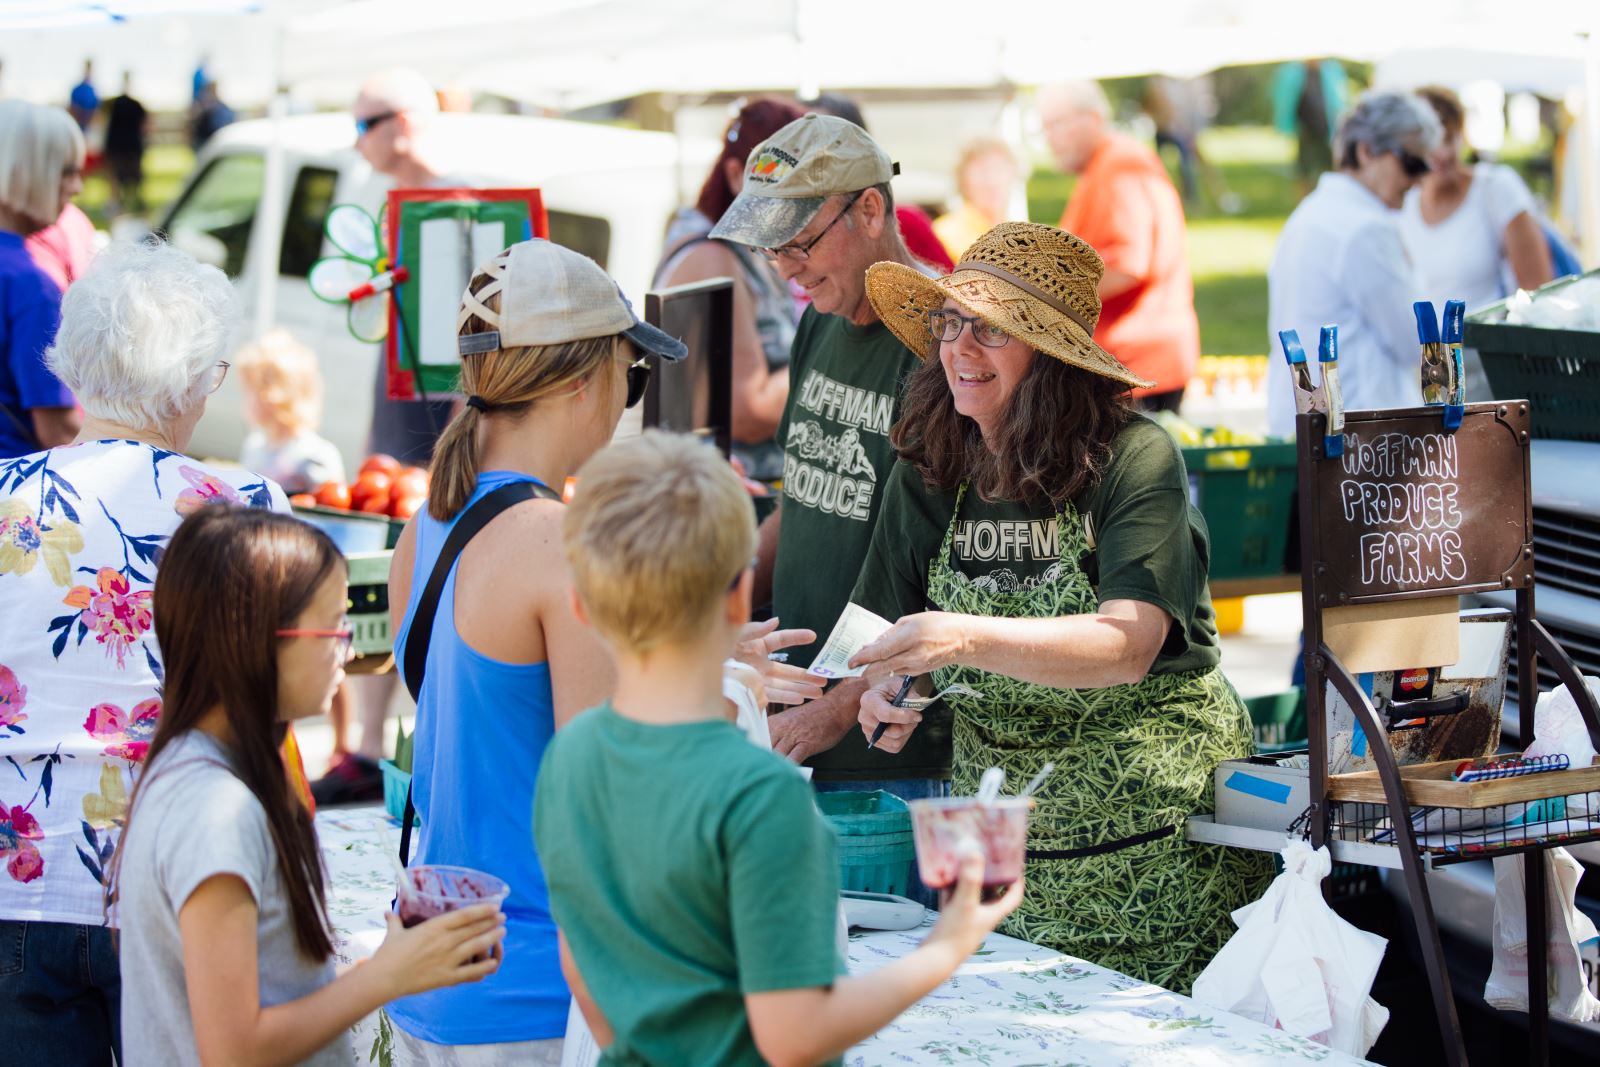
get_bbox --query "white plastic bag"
[1192,838,1389,1056]
[1484,848,1600,1023]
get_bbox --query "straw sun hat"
[865,221,1154,390]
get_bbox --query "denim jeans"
[814,777,951,909]
[0,919,121,1066]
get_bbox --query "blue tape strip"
[1223,771,1293,805]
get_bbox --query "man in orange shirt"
[1037,81,1199,411]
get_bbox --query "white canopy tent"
[3,0,1597,286]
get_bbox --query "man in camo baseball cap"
[709,113,899,250]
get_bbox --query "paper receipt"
[807,603,893,679]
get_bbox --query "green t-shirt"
[534,704,844,1067]
[773,307,919,666]
[772,307,928,782]
[852,414,1222,676]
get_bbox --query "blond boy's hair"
[563,431,756,655]
[234,329,324,437]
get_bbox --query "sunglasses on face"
[355,111,399,138]
[624,356,652,409]
[929,310,1010,348]
[1394,149,1431,179]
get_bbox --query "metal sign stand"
[1293,399,1600,1066]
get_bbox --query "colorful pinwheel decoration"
[307,204,407,343]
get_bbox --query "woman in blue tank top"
[384,240,686,1063]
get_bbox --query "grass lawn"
[1028,125,1301,358]
[78,142,196,229]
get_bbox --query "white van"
[156,112,713,467]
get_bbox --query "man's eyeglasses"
[624,356,652,409]
[1395,149,1431,179]
[928,310,1010,348]
[762,190,864,263]
[355,111,399,138]
[277,618,354,662]
[208,361,230,394]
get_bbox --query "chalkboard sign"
[1301,403,1533,605]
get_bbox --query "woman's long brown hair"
[109,506,344,961]
[892,345,1132,507]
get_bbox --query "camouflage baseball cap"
[709,113,899,249]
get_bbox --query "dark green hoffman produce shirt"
[771,306,922,782]
[852,415,1224,679]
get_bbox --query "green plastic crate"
[345,551,393,659]
[1180,440,1298,581]
[816,791,915,896]
[1464,269,1600,442]
[1246,688,1307,753]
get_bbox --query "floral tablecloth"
[317,807,1369,1066]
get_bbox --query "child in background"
[236,329,346,496]
[535,432,1021,1067]
[112,507,503,1067]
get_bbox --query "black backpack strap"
[398,478,561,864]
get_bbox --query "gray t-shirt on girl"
[118,730,348,1067]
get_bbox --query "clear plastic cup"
[909,797,1032,899]
[396,864,509,930]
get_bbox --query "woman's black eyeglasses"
[928,310,1010,348]
[1394,149,1431,179]
[625,356,652,409]
[762,190,865,262]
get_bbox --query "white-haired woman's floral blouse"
[0,439,288,926]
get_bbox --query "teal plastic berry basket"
[816,790,914,896]
[379,759,418,826]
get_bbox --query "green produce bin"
[1180,440,1298,581]
[1465,269,1600,442]
[1245,688,1306,753]
[345,551,393,659]
[815,791,915,897]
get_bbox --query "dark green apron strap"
[1027,823,1176,860]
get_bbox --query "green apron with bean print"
[928,484,1272,992]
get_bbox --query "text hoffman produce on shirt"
[783,368,896,522]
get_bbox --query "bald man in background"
[352,69,458,465]
[1037,80,1199,412]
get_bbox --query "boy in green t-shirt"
[535,431,1022,1067]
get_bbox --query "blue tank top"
[386,471,569,1043]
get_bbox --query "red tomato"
[350,471,393,512]
[392,467,429,499]
[357,489,392,515]
[360,453,402,479]
[388,492,426,520]
[314,481,351,510]
[288,493,317,508]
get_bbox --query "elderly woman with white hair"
[0,99,85,456]
[0,240,288,1064]
[1266,90,1443,436]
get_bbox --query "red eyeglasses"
[276,619,354,661]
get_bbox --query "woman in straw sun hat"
[846,222,1270,991]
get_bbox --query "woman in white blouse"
[1266,92,1442,437]
[0,240,288,1064]
[1400,85,1554,400]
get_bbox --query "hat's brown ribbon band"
[953,260,1095,337]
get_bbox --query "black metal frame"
[1295,405,1600,1066]
[643,278,735,459]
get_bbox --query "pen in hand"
[866,675,918,750]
